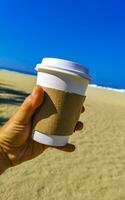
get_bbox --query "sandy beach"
[0,69,125,200]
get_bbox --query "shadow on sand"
[0,117,9,126]
[0,84,29,125]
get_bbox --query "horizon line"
[0,67,125,93]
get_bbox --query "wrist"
[0,146,12,175]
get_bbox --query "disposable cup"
[32,58,91,146]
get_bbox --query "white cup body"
[36,70,89,95]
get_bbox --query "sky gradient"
[0,0,125,89]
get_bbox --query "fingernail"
[31,85,44,108]
[31,86,37,96]
[31,85,43,97]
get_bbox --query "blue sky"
[0,0,125,88]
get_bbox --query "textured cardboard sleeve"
[32,87,86,136]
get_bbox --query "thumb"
[12,85,44,124]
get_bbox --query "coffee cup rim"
[36,57,91,81]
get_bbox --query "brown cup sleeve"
[32,87,86,136]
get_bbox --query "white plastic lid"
[36,58,91,81]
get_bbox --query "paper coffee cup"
[32,58,91,146]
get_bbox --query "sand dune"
[0,70,125,200]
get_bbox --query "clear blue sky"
[0,0,125,88]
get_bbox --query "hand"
[0,85,84,168]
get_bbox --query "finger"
[13,85,44,123]
[30,141,75,159]
[52,143,75,152]
[74,121,83,132]
[30,139,47,158]
[81,106,85,113]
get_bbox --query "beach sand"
[0,70,125,200]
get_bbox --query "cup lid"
[36,57,91,81]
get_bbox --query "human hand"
[0,86,84,171]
